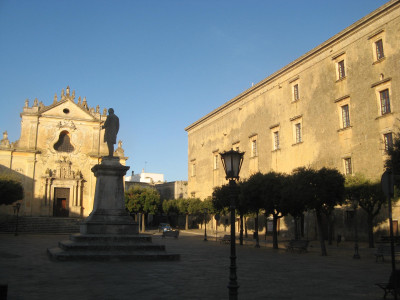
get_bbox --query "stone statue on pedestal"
[102,108,119,157]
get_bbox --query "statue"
[102,108,119,157]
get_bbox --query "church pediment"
[36,86,107,122]
[41,100,98,121]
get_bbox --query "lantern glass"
[220,149,244,180]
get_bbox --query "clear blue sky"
[0,0,386,181]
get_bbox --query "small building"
[125,170,187,201]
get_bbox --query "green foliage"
[292,167,345,214]
[212,184,231,213]
[345,173,387,248]
[345,174,386,218]
[162,199,179,215]
[260,171,288,216]
[0,172,24,206]
[240,172,265,214]
[124,185,160,214]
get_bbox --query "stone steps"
[47,233,180,261]
[0,216,80,233]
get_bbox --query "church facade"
[185,1,400,200]
[0,86,127,217]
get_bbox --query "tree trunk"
[327,214,334,246]
[142,213,146,232]
[185,213,189,230]
[272,214,279,249]
[294,216,299,240]
[244,217,248,238]
[255,212,260,248]
[316,210,327,256]
[367,214,375,248]
[240,213,244,245]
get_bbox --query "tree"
[345,174,386,248]
[282,174,307,240]
[292,167,345,256]
[241,173,265,248]
[212,183,248,244]
[0,172,24,206]
[261,172,288,249]
[124,185,160,232]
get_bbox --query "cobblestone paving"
[0,231,394,299]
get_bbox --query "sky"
[0,0,387,182]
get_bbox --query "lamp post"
[204,208,208,241]
[220,148,244,300]
[13,203,21,236]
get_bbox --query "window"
[295,123,302,143]
[384,133,393,151]
[375,39,384,60]
[338,60,346,80]
[341,105,350,128]
[54,131,74,153]
[293,84,299,101]
[380,89,391,115]
[273,131,280,150]
[191,162,196,177]
[191,192,196,198]
[251,139,257,157]
[213,154,219,170]
[344,158,352,175]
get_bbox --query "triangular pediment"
[41,99,99,121]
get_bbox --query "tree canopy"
[0,172,24,206]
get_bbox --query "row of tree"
[124,185,213,230]
[212,167,388,256]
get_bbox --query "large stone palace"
[0,86,127,217]
[185,0,400,200]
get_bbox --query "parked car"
[158,223,172,232]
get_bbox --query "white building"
[125,169,164,184]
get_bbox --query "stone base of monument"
[47,157,179,261]
[47,233,180,261]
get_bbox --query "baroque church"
[0,86,127,217]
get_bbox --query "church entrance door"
[53,188,70,217]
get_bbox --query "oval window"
[63,108,70,114]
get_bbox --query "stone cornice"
[185,0,400,132]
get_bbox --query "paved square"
[0,232,392,299]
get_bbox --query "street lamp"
[220,148,244,300]
[203,208,208,241]
[13,203,21,236]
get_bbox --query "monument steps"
[58,239,166,251]
[0,216,80,233]
[47,247,180,261]
[48,234,179,261]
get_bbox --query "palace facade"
[0,86,127,217]
[185,1,400,200]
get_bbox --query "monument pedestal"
[47,157,179,261]
[80,157,138,235]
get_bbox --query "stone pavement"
[0,230,395,300]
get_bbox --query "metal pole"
[228,179,239,299]
[353,206,360,259]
